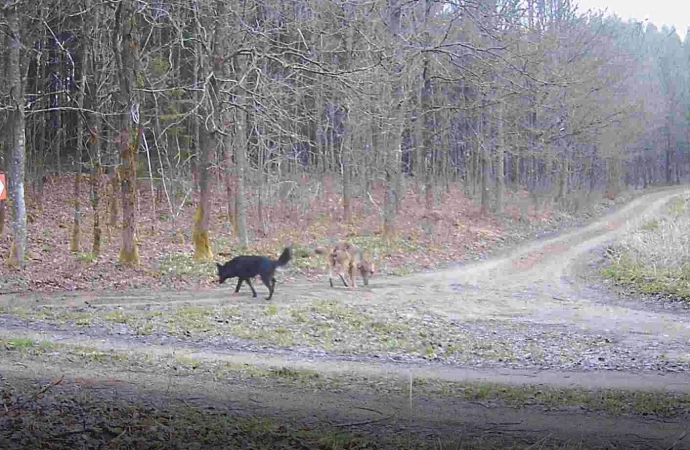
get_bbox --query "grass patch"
[602,195,690,304]
[602,254,690,301]
[56,310,94,326]
[289,244,324,270]
[1,338,55,353]
[75,252,98,263]
[263,302,279,316]
[175,354,201,369]
[104,309,136,324]
[346,235,422,256]
[392,267,413,277]
[159,252,216,276]
[431,381,690,417]
[640,219,660,231]
[168,305,215,334]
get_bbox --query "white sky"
[573,0,689,40]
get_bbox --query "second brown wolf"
[315,243,374,289]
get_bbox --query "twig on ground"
[522,433,552,450]
[332,415,392,428]
[352,406,384,415]
[0,375,64,418]
[665,429,689,450]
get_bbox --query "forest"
[1,0,689,289]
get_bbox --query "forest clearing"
[2,0,690,448]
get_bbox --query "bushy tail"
[275,247,292,267]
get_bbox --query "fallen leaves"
[0,174,637,295]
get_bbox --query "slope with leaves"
[0,173,642,294]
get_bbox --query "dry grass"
[602,195,690,302]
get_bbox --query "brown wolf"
[315,243,374,289]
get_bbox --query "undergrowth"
[0,376,602,450]
[602,195,690,304]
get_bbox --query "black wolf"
[216,247,292,300]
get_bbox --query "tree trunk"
[342,145,352,223]
[108,171,119,232]
[6,3,28,268]
[224,143,236,233]
[113,0,141,266]
[235,107,249,247]
[556,159,568,204]
[494,101,505,214]
[192,5,213,261]
[70,41,87,254]
[90,134,102,257]
[420,0,434,211]
[480,107,490,213]
[0,139,5,235]
[213,0,237,234]
[193,128,213,260]
[383,0,404,240]
[364,118,380,215]
[480,148,490,213]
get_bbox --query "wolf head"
[216,262,231,284]
[357,260,375,286]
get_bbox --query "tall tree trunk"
[224,144,236,232]
[479,106,490,213]
[420,0,433,211]
[233,96,251,247]
[342,141,352,223]
[0,139,5,236]
[213,0,237,234]
[192,4,213,261]
[108,170,118,234]
[193,127,213,260]
[665,123,673,185]
[480,147,490,213]
[235,106,249,247]
[90,126,102,258]
[383,0,404,240]
[494,101,505,214]
[113,0,141,265]
[6,3,28,268]
[70,40,87,254]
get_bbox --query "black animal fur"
[216,247,292,300]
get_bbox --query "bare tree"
[383,0,404,240]
[4,1,28,268]
[112,0,141,265]
[191,2,214,261]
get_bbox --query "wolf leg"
[348,263,357,289]
[328,259,336,287]
[261,274,275,300]
[264,277,276,301]
[245,278,258,298]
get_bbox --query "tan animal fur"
[315,243,374,289]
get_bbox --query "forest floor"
[0,174,655,294]
[1,178,690,449]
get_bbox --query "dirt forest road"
[2,187,690,449]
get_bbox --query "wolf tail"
[275,247,292,267]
